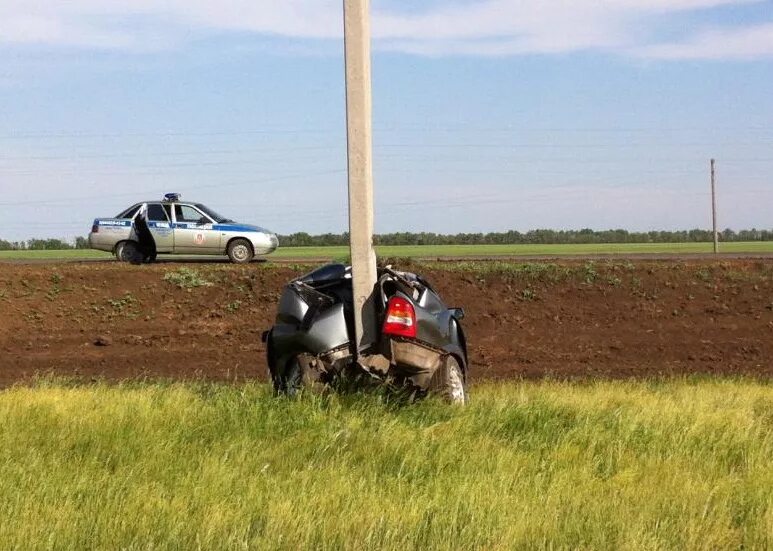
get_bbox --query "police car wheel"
[227,239,253,264]
[116,241,140,263]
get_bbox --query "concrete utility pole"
[343,0,378,352]
[711,158,718,254]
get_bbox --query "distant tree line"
[278,228,773,247]
[2,229,771,251]
[0,237,89,251]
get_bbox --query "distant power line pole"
[711,158,718,254]
[343,0,378,352]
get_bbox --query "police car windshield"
[195,204,233,224]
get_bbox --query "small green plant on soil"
[696,268,712,282]
[510,263,565,282]
[45,287,61,302]
[108,292,137,313]
[24,310,44,323]
[520,288,537,301]
[163,268,213,289]
[582,261,598,284]
[724,270,749,282]
[45,273,70,302]
[225,300,242,313]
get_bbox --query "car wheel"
[279,357,304,396]
[116,241,143,264]
[115,241,128,261]
[275,355,325,396]
[227,239,254,264]
[428,355,467,405]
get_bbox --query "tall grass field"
[1,379,771,550]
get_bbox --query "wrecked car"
[263,264,469,403]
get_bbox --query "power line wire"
[2,125,773,140]
[0,170,346,207]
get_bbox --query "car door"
[145,203,174,253]
[90,204,139,251]
[172,203,218,254]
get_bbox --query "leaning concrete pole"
[343,0,378,352]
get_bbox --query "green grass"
[271,241,773,259]
[1,379,771,550]
[2,242,773,262]
[0,249,111,260]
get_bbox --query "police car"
[88,193,279,264]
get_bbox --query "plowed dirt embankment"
[1,260,772,386]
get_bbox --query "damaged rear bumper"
[384,338,445,389]
[295,339,448,390]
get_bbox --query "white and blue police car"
[89,193,278,264]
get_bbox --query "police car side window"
[147,204,169,222]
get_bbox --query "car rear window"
[116,204,141,219]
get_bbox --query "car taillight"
[382,296,416,338]
[91,224,99,233]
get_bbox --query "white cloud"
[0,0,770,59]
[635,22,773,59]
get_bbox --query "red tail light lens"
[382,296,417,338]
[91,224,99,233]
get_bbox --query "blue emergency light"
[163,193,181,202]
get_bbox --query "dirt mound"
[1,260,771,386]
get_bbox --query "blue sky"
[0,0,772,241]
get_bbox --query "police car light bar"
[163,193,181,202]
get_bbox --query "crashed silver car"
[88,193,278,264]
[264,264,469,403]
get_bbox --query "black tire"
[280,357,304,396]
[115,241,129,262]
[227,239,254,264]
[428,355,467,405]
[275,355,326,396]
[115,241,144,264]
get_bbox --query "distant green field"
[273,241,773,259]
[1,379,771,549]
[1,241,772,262]
[0,249,111,260]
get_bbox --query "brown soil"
[1,260,772,387]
